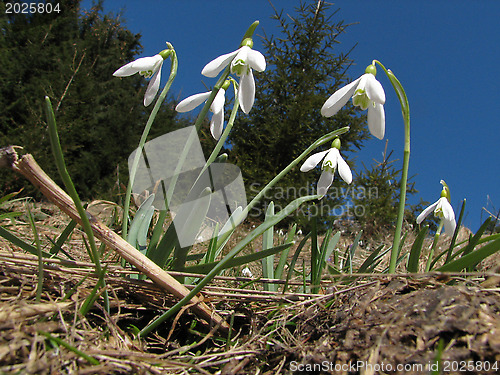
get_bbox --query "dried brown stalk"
[0,146,230,334]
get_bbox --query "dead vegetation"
[1,201,500,374]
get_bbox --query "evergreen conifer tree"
[0,0,185,199]
[229,1,369,229]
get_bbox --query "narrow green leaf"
[49,219,77,256]
[39,331,99,365]
[275,224,296,280]
[262,202,275,291]
[148,221,178,268]
[184,242,294,274]
[436,236,500,272]
[310,216,319,284]
[319,231,340,277]
[407,225,429,273]
[358,244,385,274]
[345,230,363,273]
[205,223,220,263]
[283,233,311,293]
[127,194,155,251]
[172,187,212,272]
[0,226,52,257]
[137,206,154,251]
[25,203,43,302]
[462,217,491,260]
[445,199,466,262]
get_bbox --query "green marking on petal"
[140,70,154,78]
[322,160,335,172]
[231,60,248,76]
[352,90,370,110]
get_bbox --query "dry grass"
[1,201,500,374]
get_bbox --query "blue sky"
[81,0,500,232]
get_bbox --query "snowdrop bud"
[221,80,231,90]
[331,138,341,150]
[241,37,253,48]
[215,153,228,163]
[440,180,451,201]
[365,64,377,76]
[158,49,171,60]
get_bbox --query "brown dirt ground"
[0,202,499,374]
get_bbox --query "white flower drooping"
[416,180,457,236]
[201,39,266,114]
[300,138,352,198]
[322,64,386,139]
[113,48,171,107]
[175,81,230,140]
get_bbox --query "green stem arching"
[122,47,178,239]
[199,80,240,176]
[373,60,411,274]
[425,220,444,272]
[44,97,109,311]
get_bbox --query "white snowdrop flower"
[241,267,253,278]
[176,85,227,140]
[300,138,352,198]
[322,64,386,139]
[416,180,457,236]
[113,48,171,107]
[202,39,266,114]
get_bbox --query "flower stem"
[425,220,444,272]
[122,45,178,239]
[373,60,411,274]
[202,81,240,173]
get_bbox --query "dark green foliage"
[0,0,184,199]
[229,1,369,230]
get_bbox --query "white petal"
[416,200,439,224]
[300,150,330,172]
[210,89,226,114]
[337,153,352,184]
[443,217,457,236]
[317,170,334,197]
[321,77,362,117]
[440,198,456,222]
[437,198,456,235]
[113,55,162,77]
[367,102,385,139]
[144,66,162,106]
[238,70,255,114]
[322,148,340,168]
[202,48,241,78]
[210,111,224,140]
[365,74,386,104]
[247,49,266,72]
[175,92,211,112]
